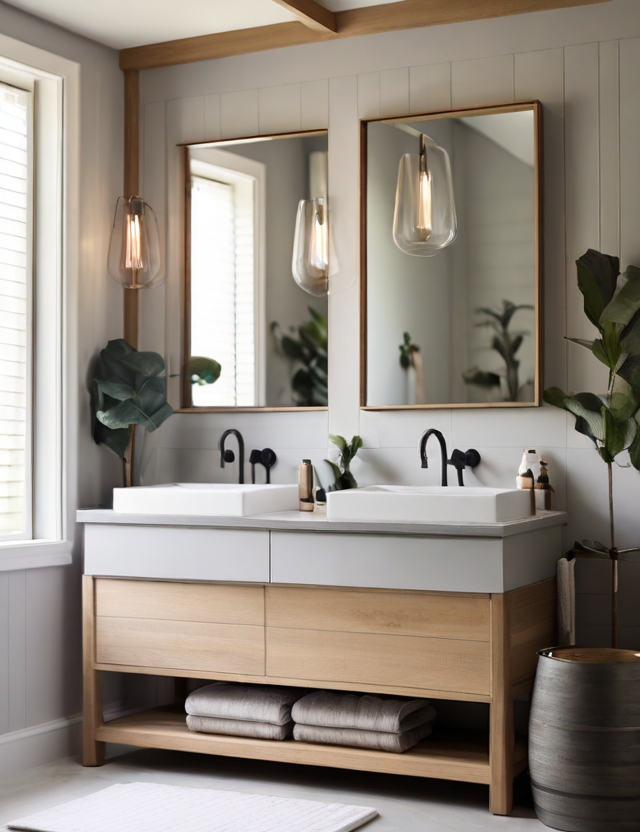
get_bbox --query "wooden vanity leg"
[82,576,105,766]
[489,592,514,815]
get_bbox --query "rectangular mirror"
[362,102,542,409]
[182,130,328,411]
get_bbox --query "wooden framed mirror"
[181,129,328,412]
[361,102,542,410]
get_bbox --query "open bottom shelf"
[95,708,524,785]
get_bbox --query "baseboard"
[0,715,82,778]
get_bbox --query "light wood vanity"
[79,508,563,815]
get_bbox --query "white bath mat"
[7,782,378,832]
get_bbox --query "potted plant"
[529,250,640,831]
[325,434,363,491]
[91,339,173,486]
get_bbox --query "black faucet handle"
[465,449,481,468]
[222,449,235,464]
[448,448,466,470]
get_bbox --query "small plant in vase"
[325,434,363,491]
[91,339,173,486]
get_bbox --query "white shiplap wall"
[139,0,640,649]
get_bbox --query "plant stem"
[122,425,136,488]
[608,461,619,649]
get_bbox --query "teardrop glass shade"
[292,197,329,297]
[107,195,163,288]
[393,134,457,256]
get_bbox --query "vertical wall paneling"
[0,573,8,734]
[328,75,360,438]
[301,80,329,129]
[409,63,451,115]
[599,41,620,259]
[564,43,605,398]
[220,89,260,139]
[357,72,380,120]
[379,68,409,117]
[451,54,514,109]
[204,94,221,140]
[140,102,167,356]
[164,96,206,406]
[258,84,302,134]
[7,571,26,732]
[620,38,640,268]
[515,48,566,392]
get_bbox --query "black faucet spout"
[419,428,448,486]
[220,429,245,484]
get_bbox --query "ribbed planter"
[529,647,640,832]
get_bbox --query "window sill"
[0,540,73,572]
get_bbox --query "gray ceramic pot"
[529,647,640,832]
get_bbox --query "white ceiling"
[4,0,403,50]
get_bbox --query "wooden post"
[82,576,105,766]
[489,592,514,815]
[123,69,140,349]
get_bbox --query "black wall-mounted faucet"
[249,448,277,484]
[220,429,245,484]
[419,428,449,486]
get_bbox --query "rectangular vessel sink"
[113,483,299,517]
[326,485,533,524]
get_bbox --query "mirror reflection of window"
[185,131,329,410]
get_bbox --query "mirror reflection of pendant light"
[107,195,163,288]
[393,132,457,256]
[292,196,329,297]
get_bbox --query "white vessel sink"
[326,485,533,524]
[113,483,299,517]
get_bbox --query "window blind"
[190,173,256,407]
[0,82,30,539]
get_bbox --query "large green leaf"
[91,340,173,458]
[600,265,640,326]
[463,368,501,389]
[189,356,221,386]
[576,249,619,328]
[630,423,640,470]
[602,406,629,459]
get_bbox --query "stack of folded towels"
[291,691,437,753]
[185,683,305,741]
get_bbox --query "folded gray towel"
[293,721,433,753]
[187,715,293,740]
[185,683,303,725]
[291,691,436,734]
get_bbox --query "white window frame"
[0,34,79,571]
[189,148,267,406]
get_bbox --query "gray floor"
[0,748,545,831]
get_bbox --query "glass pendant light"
[393,132,457,256]
[292,196,329,297]
[107,195,163,288]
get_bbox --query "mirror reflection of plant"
[462,300,534,402]
[189,356,221,386]
[399,331,417,369]
[271,307,328,406]
[91,339,173,486]
[325,434,363,491]
[544,250,640,648]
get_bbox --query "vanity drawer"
[265,586,490,641]
[265,586,491,695]
[95,579,265,675]
[84,524,270,583]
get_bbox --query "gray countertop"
[76,506,566,539]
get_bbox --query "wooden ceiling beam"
[271,0,338,33]
[119,0,611,71]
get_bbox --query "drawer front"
[96,579,264,625]
[84,524,269,583]
[267,628,490,695]
[265,586,490,695]
[266,586,490,641]
[95,579,265,675]
[270,531,503,593]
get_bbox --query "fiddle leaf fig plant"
[543,249,640,648]
[271,307,328,406]
[91,339,173,465]
[325,434,363,491]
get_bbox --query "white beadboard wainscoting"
[138,0,640,651]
